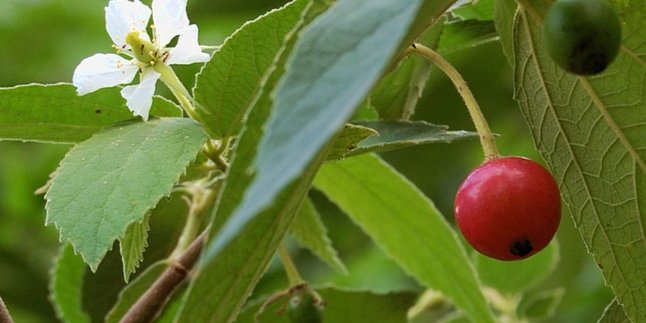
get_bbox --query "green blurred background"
[0,0,612,322]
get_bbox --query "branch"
[120,229,209,323]
[0,297,14,323]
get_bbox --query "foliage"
[0,0,641,322]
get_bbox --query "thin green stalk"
[153,63,203,123]
[170,182,216,259]
[278,244,304,286]
[411,43,500,160]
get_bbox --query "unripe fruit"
[288,290,323,323]
[543,0,622,75]
[454,157,561,261]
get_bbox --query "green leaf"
[105,261,166,323]
[314,154,494,323]
[149,97,184,118]
[351,100,379,121]
[518,288,565,320]
[82,242,130,321]
[493,0,517,68]
[213,0,437,250]
[175,1,326,321]
[237,288,418,323]
[598,299,630,323]
[506,2,646,321]
[82,193,188,321]
[328,121,477,161]
[401,1,457,52]
[408,290,459,323]
[0,83,181,143]
[290,198,347,274]
[371,20,444,120]
[326,124,378,161]
[193,0,309,139]
[474,241,559,293]
[349,120,476,156]
[199,0,439,284]
[438,19,498,55]
[118,213,151,283]
[49,245,91,323]
[45,118,207,270]
[451,0,494,21]
[239,0,430,215]
[180,0,455,320]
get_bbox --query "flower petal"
[167,25,210,65]
[106,0,152,48]
[152,0,189,47]
[73,53,139,95]
[120,69,161,121]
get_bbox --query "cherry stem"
[0,297,14,323]
[278,244,304,286]
[410,43,500,160]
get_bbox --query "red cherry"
[454,156,561,261]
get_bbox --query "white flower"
[73,0,209,120]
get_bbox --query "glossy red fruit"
[455,157,561,261]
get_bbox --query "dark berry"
[543,0,622,75]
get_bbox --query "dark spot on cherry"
[510,239,533,257]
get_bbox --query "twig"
[120,229,209,323]
[0,297,14,323]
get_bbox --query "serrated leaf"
[237,287,418,323]
[105,261,166,323]
[326,124,378,161]
[193,0,309,139]
[82,193,188,321]
[290,198,347,274]
[49,244,91,323]
[119,213,151,283]
[349,120,477,156]
[474,240,559,293]
[328,121,478,161]
[0,83,181,143]
[45,118,207,271]
[518,288,565,320]
[175,1,324,321]
[507,2,646,321]
[598,299,630,323]
[314,154,494,323]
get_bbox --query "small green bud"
[288,291,323,323]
